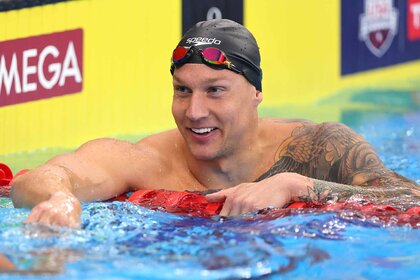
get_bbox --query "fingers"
[216,185,257,216]
[213,182,292,217]
[206,190,235,216]
[25,207,80,228]
[205,191,227,203]
[206,189,245,216]
[221,193,244,216]
[219,197,232,216]
[227,195,261,216]
[24,195,82,228]
[25,206,43,223]
[26,212,80,228]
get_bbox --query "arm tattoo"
[257,122,419,202]
[298,179,416,204]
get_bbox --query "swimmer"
[11,19,419,228]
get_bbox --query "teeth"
[191,127,215,134]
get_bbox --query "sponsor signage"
[182,0,243,35]
[341,0,420,75]
[0,29,83,107]
[408,0,420,41]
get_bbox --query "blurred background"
[0,0,419,172]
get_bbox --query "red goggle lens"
[172,47,190,63]
[201,48,227,65]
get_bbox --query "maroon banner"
[0,29,83,107]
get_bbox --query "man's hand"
[25,192,82,228]
[206,168,420,217]
[206,172,308,216]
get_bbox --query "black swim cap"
[172,19,263,91]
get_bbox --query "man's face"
[172,63,262,161]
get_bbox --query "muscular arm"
[258,122,419,203]
[10,138,162,227]
[12,138,140,207]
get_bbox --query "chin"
[190,150,218,161]
[186,144,218,161]
[189,144,232,161]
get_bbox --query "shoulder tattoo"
[257,122,419,191]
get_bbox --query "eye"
[209,87,220,92]
[174,85,191,96]
[207,86,223,96]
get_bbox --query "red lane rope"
[1,163,418,227]
[120,190,419,227]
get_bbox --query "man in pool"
[11,19,419,228]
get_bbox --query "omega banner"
[0,29,83,107]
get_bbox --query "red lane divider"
[0,163,14,197]
[0,163,13,186]
[119,190,420,227]
[128,190,223,217]
[1,162,419,227]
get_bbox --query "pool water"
[0,113,419,279]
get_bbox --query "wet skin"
[11,64,420,227]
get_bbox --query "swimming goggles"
[170,46,241,74]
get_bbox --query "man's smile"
[188,127,219,142]
[190,127,217,135]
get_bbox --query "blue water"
[0,113,419,279]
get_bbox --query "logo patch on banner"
[341,0,420,75]
[359,0,398,57]
[0,29,83,107]
[408,0,420,41]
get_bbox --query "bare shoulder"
[259,120,362,162]
[283,121,363,143]
[259,117,312,135]
[263,117,315,125]
[274,121,368,178]
[72,129,182,156]
[75,137,140,155]
[130,129,194,189]
[134,129,185,164]
[136,129,182,149]
[71,132,183,188]
[259,121,374,182]
[259,120,418,188]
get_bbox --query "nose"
[185,92,209,121]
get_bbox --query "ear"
[254,90,263,106]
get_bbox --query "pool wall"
[0,0,419,171]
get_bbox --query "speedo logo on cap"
[185,37,221,46]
